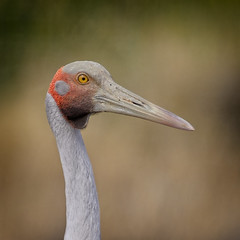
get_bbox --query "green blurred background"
[0,0,240,239]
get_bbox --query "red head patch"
[48,66,98,128]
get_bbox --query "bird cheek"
[60,91,93,119]
[58,95,93,129]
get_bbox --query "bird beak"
[93,80,194,131]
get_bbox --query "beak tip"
[184,122,195,131]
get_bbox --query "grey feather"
[46,93,100,240]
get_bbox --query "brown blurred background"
[0,1,240,239]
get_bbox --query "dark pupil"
[82,77,85,81]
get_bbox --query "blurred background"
[0,0,240,239]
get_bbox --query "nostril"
[132,101,144,107]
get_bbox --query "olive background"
[0,1,240,239]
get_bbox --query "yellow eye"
[77,74,89,84]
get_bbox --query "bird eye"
[77,74,89,84]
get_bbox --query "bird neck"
[46,93,100,240]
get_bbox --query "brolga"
[46,61,194,240]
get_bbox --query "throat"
[67,113,91,129]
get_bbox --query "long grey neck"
[46,93,100,240]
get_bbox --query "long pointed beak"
[93,80,194,131]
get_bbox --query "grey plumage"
[46,61,193,240]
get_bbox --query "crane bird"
[46,61,194,240]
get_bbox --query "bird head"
[48,61,194,130]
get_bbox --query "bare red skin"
[48,67,98,126]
